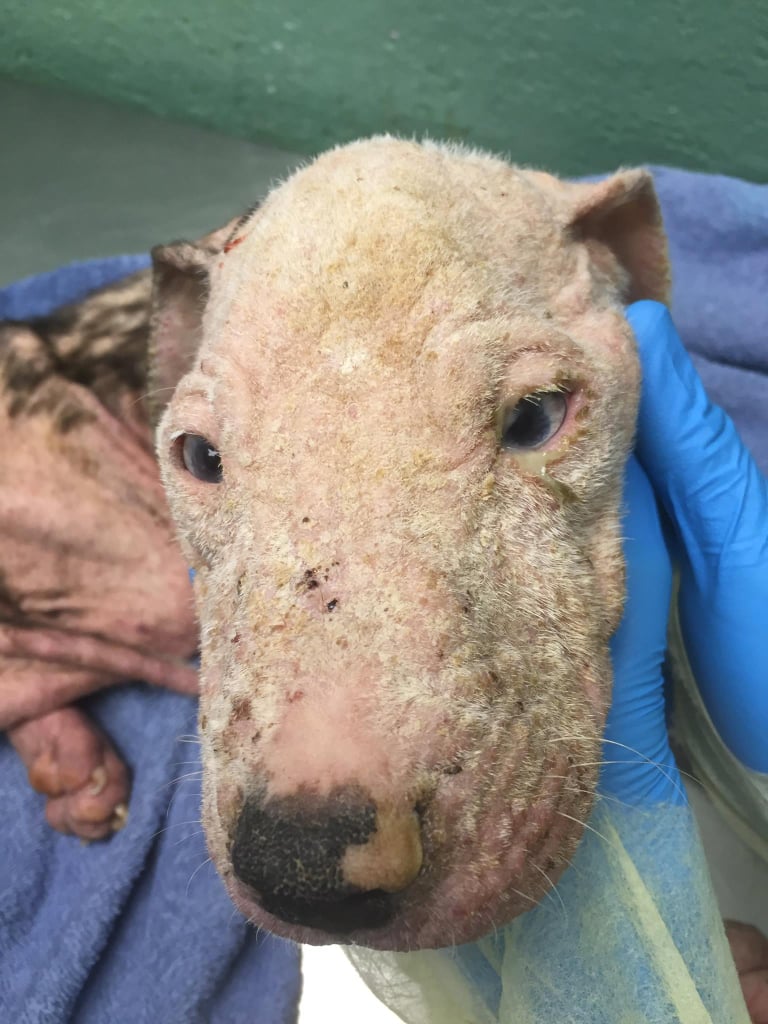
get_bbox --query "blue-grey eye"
[501,392,568,451]
[181,434,223,483]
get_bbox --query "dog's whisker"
[529,860,568,923]
[506,883,538,907]
[151,770,204,800]
[150,818,204,841]
[553,735,687,802]
[163,775,202,821]
[169,770,204,784]
[134,384,179,408]
[554,810,617,853]
[173,828,206,848]
[185,856,213,897]
[569,758,698,786]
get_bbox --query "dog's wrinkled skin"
[152,137,669,950]
[0,278,198,837]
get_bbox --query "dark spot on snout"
[326,599,338,612]
[231,788,395,933]
[443,761,463,776]
[230,697,251,722]
[299,568,320,591]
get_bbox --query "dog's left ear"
[565,169,670,304]
[147,218,239,425]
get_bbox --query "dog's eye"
[500,391,568,451]
[181,434,223,483]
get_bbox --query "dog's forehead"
[202,140,574,369]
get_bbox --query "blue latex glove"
[601,301,768,804]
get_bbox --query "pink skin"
[725,922,768,1024]
[1,324,198,838]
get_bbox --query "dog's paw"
[9,706,130,840]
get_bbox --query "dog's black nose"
[231,789,422,933]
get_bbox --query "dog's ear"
[564,169,670,304]
[147,218,239,424]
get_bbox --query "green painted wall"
[2,0,767,180]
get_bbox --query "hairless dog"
[151,137,663,949]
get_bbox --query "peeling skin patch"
[230,697,252,722]
[154,136,666,951]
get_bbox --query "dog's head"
[151,138,668,950]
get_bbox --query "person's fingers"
[726,921,768,977]
[603,457,682,804]
[627,301,768,770]
[628,301,768,568]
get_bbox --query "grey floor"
[1,75,765,950]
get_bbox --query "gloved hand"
[601,300,768,805]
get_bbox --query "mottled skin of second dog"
[153,137,668,950]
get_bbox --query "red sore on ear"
[568,169,670,305]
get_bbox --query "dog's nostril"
[231,789,422,932]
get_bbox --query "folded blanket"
[0,164,765,1024]
[653,165,768,474]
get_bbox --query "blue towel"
[0,166,766,1024]
[0,260,301,1024]
[653,166,768,475]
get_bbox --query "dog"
[2,141,765,1014]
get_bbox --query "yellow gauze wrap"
[346,800,751,1023]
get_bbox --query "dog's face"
[153,138,667,950]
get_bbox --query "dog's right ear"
[148,218,239,425]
